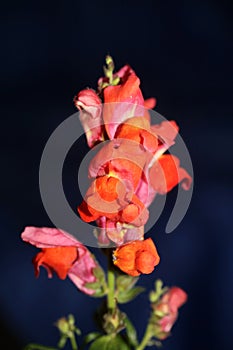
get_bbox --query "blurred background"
[1,0,233,349]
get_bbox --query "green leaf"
[89,335,130,350]
[117,286,145,304]
[80,332,101,350]
[89,335,111,350]
[109,335,130,350]
[124,317,138,347]
[24,344,58,350]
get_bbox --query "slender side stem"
[69,334,78,350]
[136,324,153,350]
[107,249,115,310]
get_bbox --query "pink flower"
[21,227,98,295]
[74,89,103,148]
[153,287,187,337]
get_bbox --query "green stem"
[107,249,115,310]
[136,324,153,350]
[69,334,78,350]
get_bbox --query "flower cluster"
[75,55,192,274]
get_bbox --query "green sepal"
[124,316,138,347]
[149,279,168,304]
[116,275,139,292]
[103,308,126,334]
[89,334,130,350]
[85,266,107,297]
[112,76,120,86]
[117,286,145,304]
[147,339,163,347]
[154,309,166,318]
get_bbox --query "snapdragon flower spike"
[21,227,98,295]
[113,238,160,276]
[152,287,187,337]
[76,57,192,247]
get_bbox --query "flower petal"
[21,227,85,251]
[115,116,158,153]
[68,250,97,295]
[33,246,78,280]
[74,89,104,148]
[144,97,157,109]
[103,73,145,139]
[166,287,188,313]
[149,155,192,194]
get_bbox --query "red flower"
[78,176,149,227]
[78,138,150,229]
[21,227,98,295]
[115,116,158,153]
[113,238,160,276]
[102,65,155,139]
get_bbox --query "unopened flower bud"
[150,287,187,339]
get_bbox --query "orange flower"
[21,227,98,295]
[78,177,149,227]
[113,238,160,276]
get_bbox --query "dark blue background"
[1,1,233,349]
